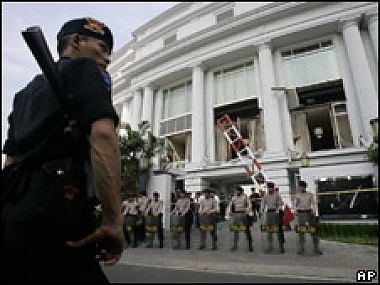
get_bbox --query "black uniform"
[1,58,118,283]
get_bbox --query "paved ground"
[116,220,378,283]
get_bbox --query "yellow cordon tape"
[170,188,378,204]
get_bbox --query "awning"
[214,98,259,121]
[296,79,345,105]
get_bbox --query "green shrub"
[319,223,378,239]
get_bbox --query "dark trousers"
[232,226,252,247]
[1,175,108,283]
[199,214,217,248]
[184,212,193,247]
[297,212,320,249]
[136,214,146,242]
[278,210,285,244]
[231,214,252,249]
[146,214,164,246]
[265,211,284,248]
[123,215,138,246]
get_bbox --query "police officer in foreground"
[260,182,285,253]
[1,17,123,283]
[294,180,323,255]
[227,186,253,252]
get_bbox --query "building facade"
[109,2,378,227]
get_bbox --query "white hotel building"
[109,2,378,227]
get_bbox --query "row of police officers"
[120,180,322,255]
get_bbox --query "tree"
[367,143,378,165]
[118,121,162,200]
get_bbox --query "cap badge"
[84,18,105,35]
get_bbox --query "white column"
[341,18,378,141]
[273,49,293,151]
[152,89,164,169]
[258,42,285,155]
[254,54,262,108]
[153,88,163,138]
[142,85,154,130]
[367,13,378,61]
[191,65,206,165]
[131,89,142,131]
[121,98,132,125]
[333,34,365,146]
[205,70,215,163]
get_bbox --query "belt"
[267,209,276,212]
[232,211,245,213]
[297,209,312,213]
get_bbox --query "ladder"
[217,114,295,230]
[165,137,181,162]
[216,114,266,190]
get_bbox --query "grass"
[318,223,378,246]
[321,236,378,246]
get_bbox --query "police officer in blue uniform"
[1,17,124,283]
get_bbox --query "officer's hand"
[275,209,279,214]
[66,224,124,266]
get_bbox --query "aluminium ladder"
[216,113,267,191]
[217,114,295,230]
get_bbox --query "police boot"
[212,240,217,250]
[146,238,153,248]
[264,242,273,253]
[230,240,238,251]
[186,240,191,250]
[298,243,305,255]
[313,243,323,255]
[230,239,238,251]
[159,240,164,249]
[231,233,238,251]
[248,242,253,252]
[173,238,180,250]
[279,242,285,254]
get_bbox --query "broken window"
[213,61,260,162]
[282,39,353,152]
[290,100,353,152]
[215,112,264,162]
[161,133,191,169]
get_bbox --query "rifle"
[21,26,76,133]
